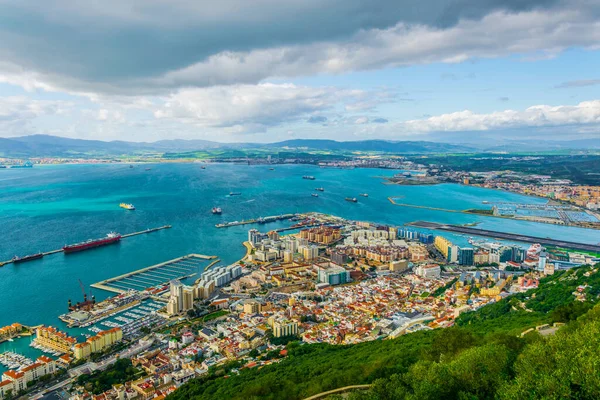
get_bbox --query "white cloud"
[153,83,383,133]
[402,100,600,133]
[0,96,73,136]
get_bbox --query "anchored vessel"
[119,203,135,210]
[360,193,369,197]
[229,192,242,196]
[63,232,121,253]
[303,175,316,180]
[345,197,358,203]
[312,193,319,197]
[212,207,222,214]
[12,253,44,263]
[315,187,324,192]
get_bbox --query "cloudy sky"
[0,0,599,143]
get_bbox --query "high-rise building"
[300,245,319,261]
[538,252,547,271]
[273,320,298,338]
[317,264,350,285]
[434,236,453,260]
[167,280,194,316]
[458,248,474,266]
[248,229,267,246]
[511,246,525,263]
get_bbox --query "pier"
[91,253,218,294]
[0,225,172,267]
[215,214,297,228]
[408,221,600,252]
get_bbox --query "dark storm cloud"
[0,0,567,92]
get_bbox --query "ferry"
[12,253,44,263]
[302,176,316,180]
[63,232,121,253]
[360,193,369,197]
[315,187,324,192]
[345,197,358,203]
[312,193,319,197]
[119,203,135,210]
[212,207,222,215]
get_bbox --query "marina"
[0,225,172,267]
[91,254,217,294]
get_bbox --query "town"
[1,213,598,399]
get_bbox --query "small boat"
[119,203,135,210]
[201,166,206,169]
[129,165,134,168]
[229,192,242,196]
[315,188,324,192]
[345,197,358,203]
[269,168,275,171]
[360,193,369,197]
[212,207,222,214]
[302,176,316,180]
[145,168,152,171]
[312,193,319,197]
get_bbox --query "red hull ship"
[63,232,121,253]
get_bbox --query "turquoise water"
[1,163,599,371]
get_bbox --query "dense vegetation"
[77,359,141,394]
[168,265,600,400]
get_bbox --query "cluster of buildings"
[34,326,77,354]
[299,226,342,245]
[73,328,123,360]
[0,356,57,398]
[0,323,23,342]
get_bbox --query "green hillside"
[168,265,600,400]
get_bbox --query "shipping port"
[91,254,218,294]
[0,225,171,267]
[215,213,297,228]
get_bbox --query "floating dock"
[408,221,600,252]
[215,214,297,228]
[0,225,171,267]
[91,253,218,294]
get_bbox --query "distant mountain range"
[0,135,597,158]
[0,135,475,157]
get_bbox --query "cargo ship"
[63,232,121,253]
[13,253,44,263]
[345,197,358,203]
[303,176,316,180]
[212,207,222,214]
[119,203,135,210]
[315,187,324,192]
